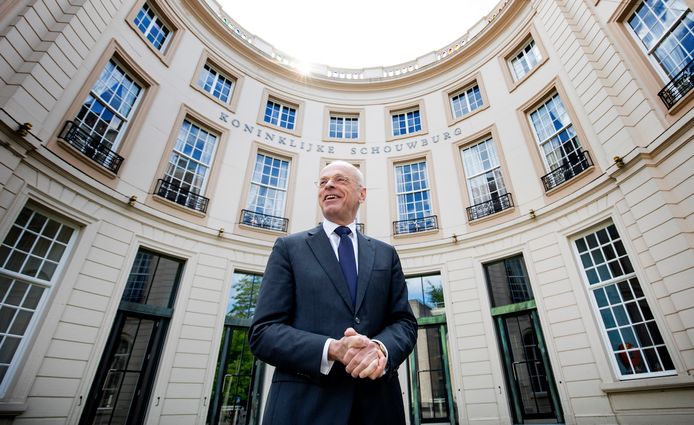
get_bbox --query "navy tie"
[335,226,357,307]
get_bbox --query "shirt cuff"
[321,338,335,375]
[372,339,389,376]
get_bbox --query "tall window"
[264,99,296,130]
[391,109,422,136]
[510,39,542,81]
[80,249,183,425]
[461,138,512,220]
[450,84,483,119]
[627,0,693,79]
[394,161,436,234]
[0,206,75,395]
[329,114,359,139]
[133,2,172,51]
[573,224,675,378]
[157,119,218,213]
[73,59,143,154]
[197,63,235,104]
[242,153,291,232]
[529,93,591,190]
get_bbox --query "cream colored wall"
[0,0,692,424]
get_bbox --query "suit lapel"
[355,232,374,312]
[306,225,354,311]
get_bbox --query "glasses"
[315,174,353,188]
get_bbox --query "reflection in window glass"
[484,255,534,307]
[450,84,483,119]
[122,249,182,308]
[574,224,674,378]
[227,272,262,319]
[392,109,421,136]
[627,0,693,79]
[198,63,235,104]
[406,274,444,318]
[510,39,542,80]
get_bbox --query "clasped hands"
[328,327,386,380]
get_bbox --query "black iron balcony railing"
[59,121,124,173]
[466,193,514,221]
[658,57,694,109]
[241,209,289,232]
[393,215,438,235]
[155,179,209,213]
[540,150,593,192]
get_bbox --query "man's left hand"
[342,328,387,380]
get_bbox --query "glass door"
[207,325,263,425]
[484,255,563,424]
[496,311,561,423]
[207,272,264,425]
[406,274,456,425]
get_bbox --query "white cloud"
[217,0,501,68]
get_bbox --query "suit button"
[354,316,360,324]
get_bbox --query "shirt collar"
[322,219,356,237]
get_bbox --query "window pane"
[574,224,674,378]
[122,249,183,308]
[226,272,263,319]
[484,255,533,307]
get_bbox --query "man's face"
[318,163,366,226]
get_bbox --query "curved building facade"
[0,0,692,424]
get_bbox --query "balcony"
[393,215,438,235]
[540,150,593,192]
[466,193,514,221]
[658,58,694,109]
[154,179,209,213]
[59,121,124,173]
[241,209,288,232]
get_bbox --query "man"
[249,161,417,425]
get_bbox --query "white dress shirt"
[319,220,388,375]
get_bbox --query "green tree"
[426,282,444,308]
[227,274,261,319]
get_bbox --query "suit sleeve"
[248,237,327,378]
[372,247,418,372]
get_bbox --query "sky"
[217,0,502,69]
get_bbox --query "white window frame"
[509,38,542,81]
[264,98,297,130]
[246,152,291,218]
[528,93,583,172]
[329,114,360,140]
[626,0,693,80]
[132,1,173,52]
[391,108,422,137]
[197,62,235,104]
[162,119,219,196]
[450,84,484,119]
[0,205,77,396]
[572,223,676,380]
[74,58,144,153]
[394,160,433,221]
[461,137,508,206]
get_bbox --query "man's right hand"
[329,328,386,380]
[327,327,370,362]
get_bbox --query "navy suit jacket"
[249,225,417,425]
